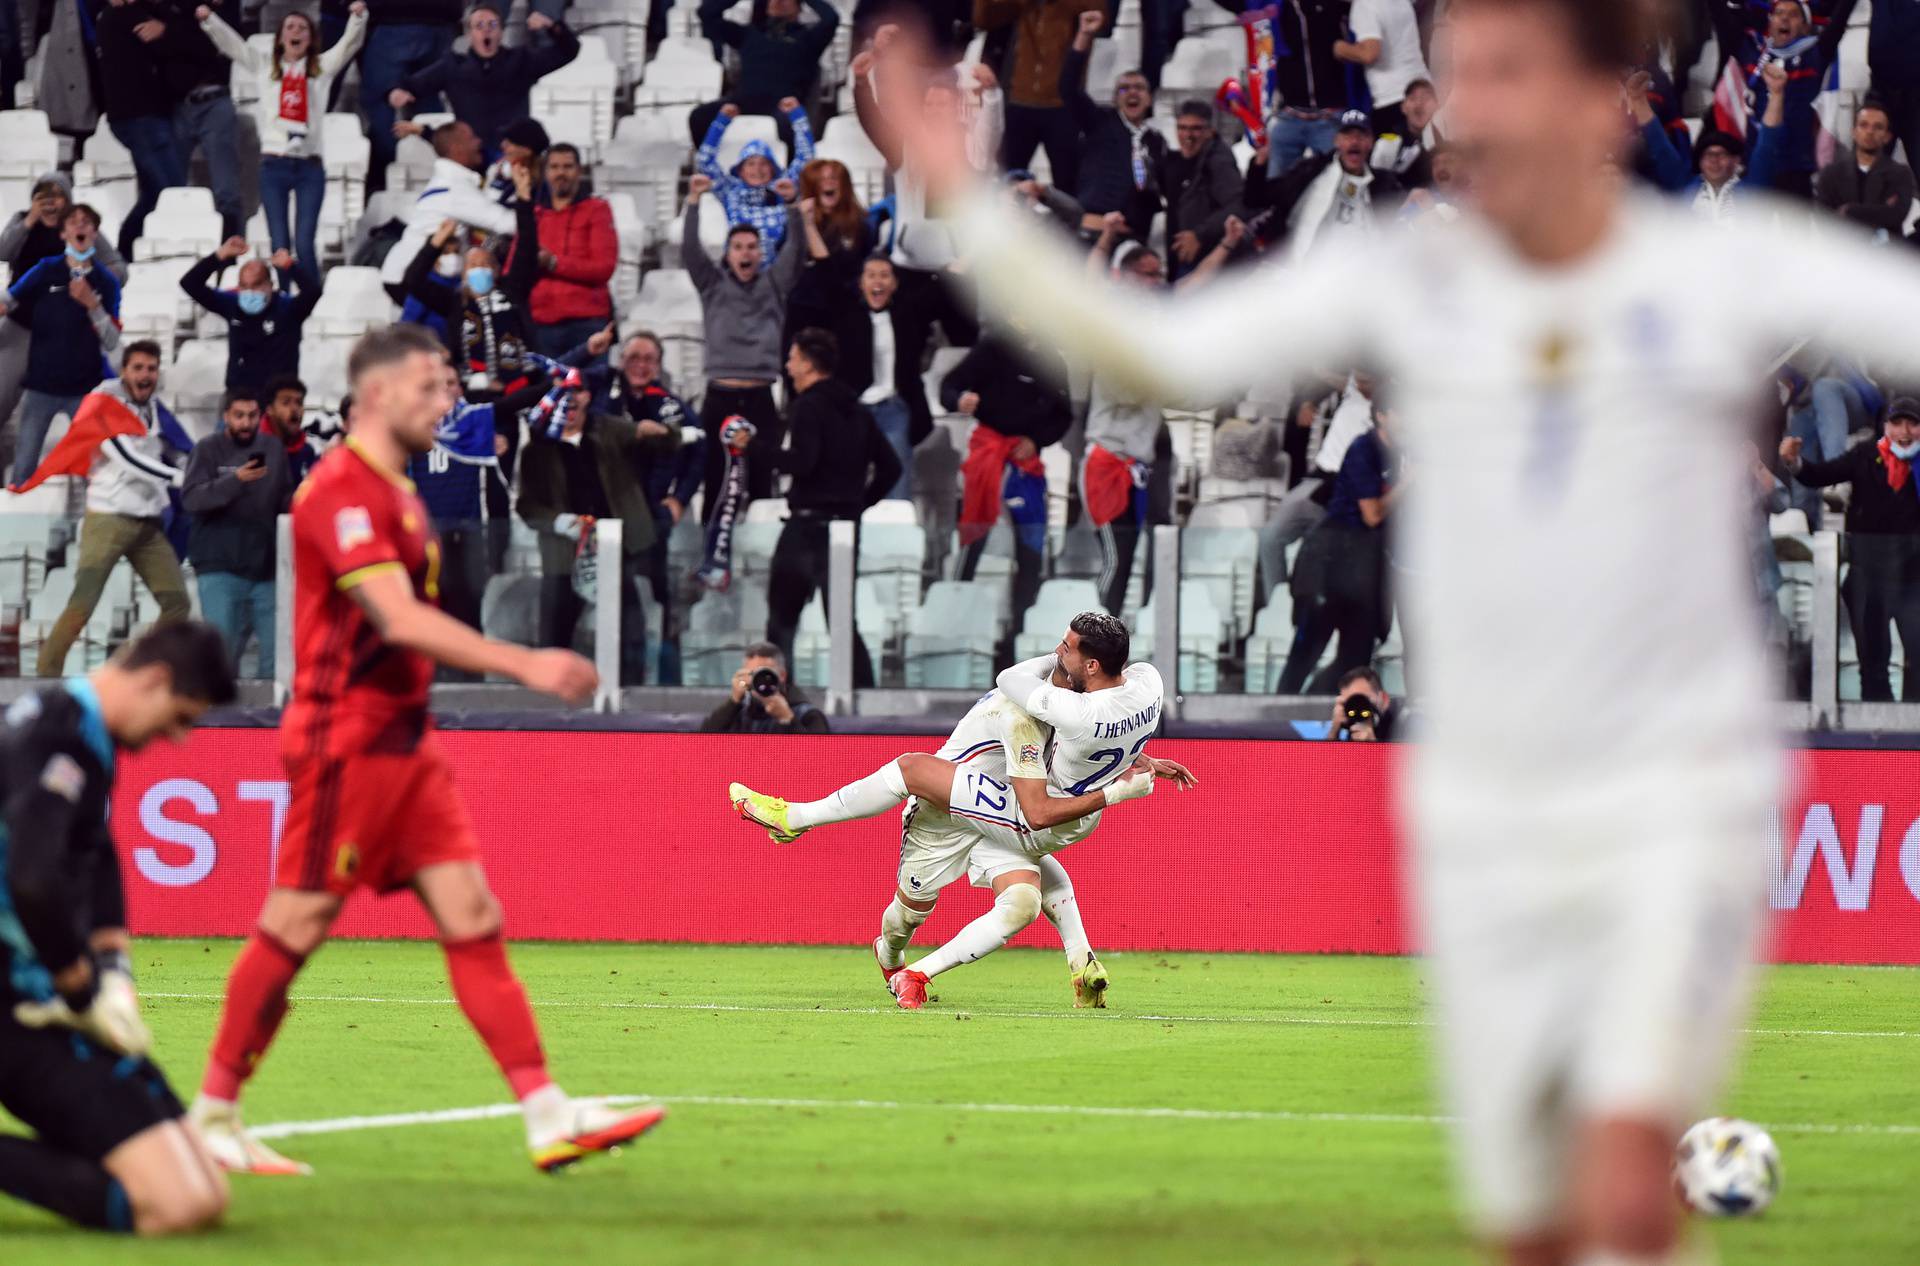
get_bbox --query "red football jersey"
[282,438,442,760]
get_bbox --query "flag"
[1711,57,1751,140]
[8,390,147,493]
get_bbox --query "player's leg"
[890,867,1043,1009]
[878,804,976,983]
[1036,854,1107,1008]
[1566,800,1768,1265]
[193,885,342,1174]
[0,1016,226,1234]
[734,751,956,840]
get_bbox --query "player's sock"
[0,1136,133,1232]
[787,759,909,830]
[911,884,1041,979]
[518,1082,572,1147]
[878,894,930,968]
[1037,856,1093,972]
[202,927,308,1101]
[442,932,552,1099]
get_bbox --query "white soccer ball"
[1674,1117,1782,1217]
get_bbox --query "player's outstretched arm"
[349,569,597,703]
[1009,768,1153,831]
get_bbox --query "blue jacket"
[1681,120,1783,208]
[1734,29,1844,176]
[696,106,816,248]
[8,255,120,395]
[179,251,322,392]
[406,373,549,521]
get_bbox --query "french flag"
[8,389,191,494]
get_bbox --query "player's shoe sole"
[728,782,807,844]
[874,937,905,991]
[889,969,931,1010]
[1072,956,1110,1009]
[532,1105,668,1174]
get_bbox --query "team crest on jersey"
[1019,743,1041,766]
[335,506,374,553]
[38,752,85,803]
[334,841,360,880]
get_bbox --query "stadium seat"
[636,267,703,326]
[664,193,733,253]
[857,517,926,630]
[323,114,372,229]
[1156,32,1244,116]
[680,582,771,687]
[74,127,137,189]
[301,338,351,409]
[532,49,620,151]
[1179,517,1258,642]
[709,114,785,175]
[70,182,134,248]
[134,187,222,263]
[1012,578,1107,661]
[309,266,395,340]
[1242,591,1297,694]
[1131,581,1225,693]
[165,339,231,424]
[602,192,648,303]
[0,110,59,212]
[903,581,999,689]
[814,116,889,206]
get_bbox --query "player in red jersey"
[188,325,665,1175]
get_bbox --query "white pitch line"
[140,991,1920,1040]
[246,1094,1920,1141]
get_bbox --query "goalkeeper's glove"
[1101,768,1156,806]
[14,966,152,1057]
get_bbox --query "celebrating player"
[0,623,236,1235]
[189,325,665,1176]
[732,613,1193,1009]
[865,0,1920,1260]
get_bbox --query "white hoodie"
[201,7,367,163]
[85,378,183,519]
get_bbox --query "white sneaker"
[188,1096,312,1176]
[528,1099,667,1173]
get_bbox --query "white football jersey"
[933,689,1049,782]
[957,193,1920,839]
[998,657,1165,792]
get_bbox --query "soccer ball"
[1674,1117,1782,1217]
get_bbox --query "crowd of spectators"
[0,0,1915,704]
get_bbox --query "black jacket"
[1793,440,1920,536]
[836,299,933,447]
[179,251,323,392]
[149,0,233,95]
[938,335,1072,448]
[404,201,541,381]
[0,684,124,1007]
[1271,0,1353,114]
[1157,136,1245,263]
[399,24,581,152]
[368,0,463,27]
[181,426,292,580]
[777,377,902,519]
[1059,44,1164,239]
[702,0,839,106]
[1815,151,1918,234]
[1247,151,1409,244]
[93,0,181,120]
[699,682,830,733]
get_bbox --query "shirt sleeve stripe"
[335,561,406,592]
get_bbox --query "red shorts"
[276,738,481,895]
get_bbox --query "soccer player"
[189,325,664,1176]
[0,622,236,1235]
[867,1,1920,1261]
[732,613,1191,1010]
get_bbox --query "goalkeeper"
[0,623,236,1235]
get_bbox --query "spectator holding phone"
[182,387,291,675]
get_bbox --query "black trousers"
[1002,104,1084,193]
[960,536,1045,632]
[1843,533,1920,703]
[1277,521,1388,695]
[433,519,492,682]
[766,516,875,688]
[891,265,978,361]
[699,383,784,520]
[538,552,649,686]
[1874,79,1920,175]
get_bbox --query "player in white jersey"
[729,614,1192,1009]
[867,0,1920,1261]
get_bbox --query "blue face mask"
[466,268,495,296]
[66,245,94,262]
[237,289,270,316]
[1891,439,1920,461]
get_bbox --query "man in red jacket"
[528,143,616,356]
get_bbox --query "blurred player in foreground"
[732,613,1193,1010]
[865,0,1920,1261]
[0,623,236,1234]
[189,325,665,1176]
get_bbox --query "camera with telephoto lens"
[749,667,783,699]
[1337,692,1379,738]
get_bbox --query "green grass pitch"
[3,941,1916,1264]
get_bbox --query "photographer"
[700,643,829,734]
[1323,665,1400,742]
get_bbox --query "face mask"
[435,253,463,278]
[66,245,94,262]
[466,268,494,296]
[1891,439,1920,461]
[237,289,270,316]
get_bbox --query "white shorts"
[1413,787,1770,1237]
[894,773,1054,900]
